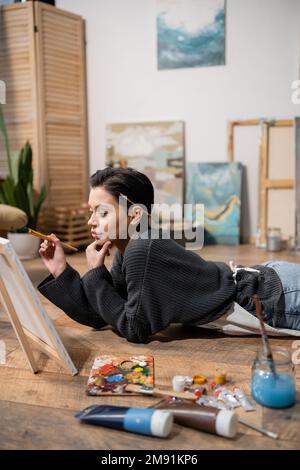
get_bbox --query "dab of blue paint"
[251,370,296,408]
[106,374,124,383]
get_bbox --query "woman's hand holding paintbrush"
[39,234,68,278]
[40,234,112,276]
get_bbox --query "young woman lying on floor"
[38,167,300,343]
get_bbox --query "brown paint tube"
[153,398,238,439]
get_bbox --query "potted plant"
[0,104,47,259]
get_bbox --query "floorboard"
[1,244,299,449]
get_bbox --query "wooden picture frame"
[227,119,295,246]
[296,117,300,250]
[0,237,77,375]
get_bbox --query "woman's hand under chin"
[86,239,112,270]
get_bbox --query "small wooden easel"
[0,239,77,375]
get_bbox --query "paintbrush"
[126,384,196,401]
[239,418,278,440]
[119,193,152,218]
[20,227,78,252]
[253,293,276,375]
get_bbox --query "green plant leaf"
[0,175,17,206]
[18,144,33,186]
[27,182,34,219]
[10,150,20,184]
[0,182,8,205]
[21,142,33,180]
[0,139,47,229]
[14,180,31,216]
[0,104,12,176]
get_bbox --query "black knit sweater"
[38,231,284,342]
[38,232,238,342]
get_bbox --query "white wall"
[57,0,300,238]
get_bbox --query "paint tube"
[172,375,193,392]
[217,389,240,408]
[153,398,238,439]
[196,395,228,409]
[75,405,173,438]
[172,375,187,392]
[232,386,256,412]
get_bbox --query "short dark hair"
[90,167,154,213]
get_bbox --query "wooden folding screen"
[0,2,89,210]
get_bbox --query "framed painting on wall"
[157,0,226,70]
[106,121,185,222]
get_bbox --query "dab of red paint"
[99,364,118,375]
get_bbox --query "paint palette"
[86,355,154,396]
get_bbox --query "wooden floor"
[0,244,300,450]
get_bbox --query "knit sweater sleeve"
[81,238,153,343]
[37,264,108,329]
[109,248,127,299]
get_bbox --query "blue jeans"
[262,261,300,330]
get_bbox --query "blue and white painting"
[157,0,225,70]
[186,163,242,245]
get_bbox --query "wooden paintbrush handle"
[58,241,78,252]
[152,387,195,400]
[28,228,78,252]
[126,384,195,400]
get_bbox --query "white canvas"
[0,237,77,375]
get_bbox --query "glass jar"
[251,347,296,408]
[267,227,282,252]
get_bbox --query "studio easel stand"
[0,274,38,373]
[0,241,78,375]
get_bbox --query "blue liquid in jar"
[251,370,296,408]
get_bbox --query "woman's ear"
[128,205,143,224]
